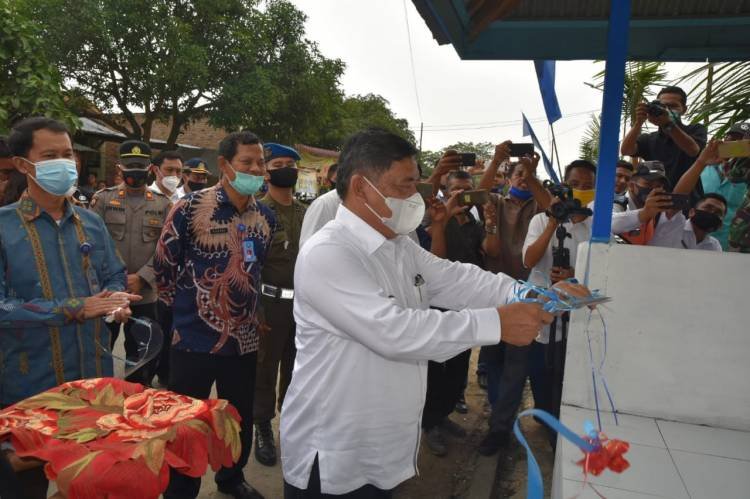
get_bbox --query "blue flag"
[534,60,562,125]
[522,113,559,184]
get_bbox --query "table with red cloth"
[0,377,242,499]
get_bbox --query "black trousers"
[488,342,561,439]
[421,349,471,431]
[254,296,296,422]
[164,349,257,499]
[284,456,393,499]
[107,301,157,384]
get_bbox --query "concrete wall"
[563,243,750,431]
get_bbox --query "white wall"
[562,243,750,431]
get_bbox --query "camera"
[543,180,593,223]
[647,100,667,117]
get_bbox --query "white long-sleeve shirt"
[280,205,520,494]
[299,189,341,248]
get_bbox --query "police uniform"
[90,141,172,382]
[253,143,306,466]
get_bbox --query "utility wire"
[409,109,597,132]
[402,0,423,123]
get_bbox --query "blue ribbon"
[511,275,607,314]
[513,409,596,499]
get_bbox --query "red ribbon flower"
[577,435,630,476]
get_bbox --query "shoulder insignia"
[145,190,154,200]
[118,190,125,198]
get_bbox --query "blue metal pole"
[591,0,631,242]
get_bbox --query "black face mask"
[122,170,148,188]
[691,209,722,232]
[187,181,207,192]
[268,167,298,188]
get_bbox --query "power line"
[409,109,598,132]
[402,0,423,123]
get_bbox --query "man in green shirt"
[254,143,307,466]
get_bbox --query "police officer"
[183,157,211,194]
[91,140,172,383]
[253,143,306,467]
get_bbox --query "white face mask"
[363,176,425,235]
[161,175,181,193]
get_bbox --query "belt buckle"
[280,289,295,300]
[261,284,278,298]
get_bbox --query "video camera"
[647,100,667,117]
[543,180,593,223]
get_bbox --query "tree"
[579,114,600,164]
[440,141,495,161]
[318,94,414,149]
[24,0,345,147]
[679,62,750,135]
[0,0,77,132]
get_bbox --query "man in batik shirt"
[155,131,277,499]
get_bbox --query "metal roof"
[413,0,750,61]
[78,117,201,150]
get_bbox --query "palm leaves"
[580,62,667,161]
[592,61,668,128]
[679,62,750,136]
[579,114,600,163]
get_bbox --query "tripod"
[546,224,571,422]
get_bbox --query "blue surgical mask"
[509,186,533,201]
[227,162,264,196]
[24,158,78,196]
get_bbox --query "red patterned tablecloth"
[0,377,241,499]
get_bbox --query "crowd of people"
[0,83,748,499]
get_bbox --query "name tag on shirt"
[243,239,257,263]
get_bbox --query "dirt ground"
[112,338,549,499]
[197,349,496,499]
[491,385,555,499]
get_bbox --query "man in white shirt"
[148,150,185,203]
[299,188,340,247]
[649,192,727,251]
[280,129,591,497]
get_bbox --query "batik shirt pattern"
[155,185,278,355]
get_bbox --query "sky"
[289,0,700,168]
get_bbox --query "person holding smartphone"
[612,141,726,250]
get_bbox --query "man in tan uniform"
[91,140,172,383]
[253,143,306,467]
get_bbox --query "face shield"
[97,316,164,379]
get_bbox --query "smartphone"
[458,189,489,207]
[508,143,534,157]
[665,193,691,211]
[459,152,476,167]
[718,139,750,158]
[416,182,434,200]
